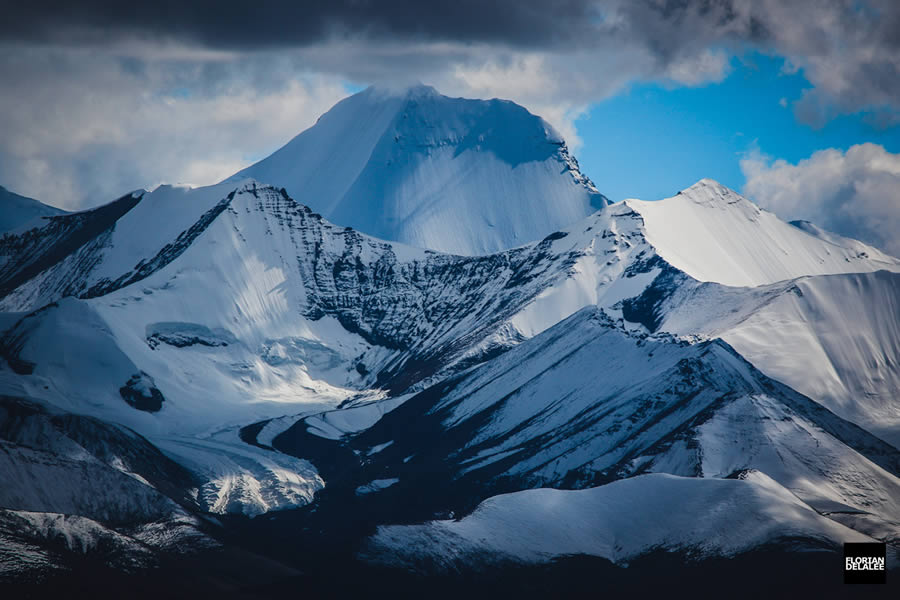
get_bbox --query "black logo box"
[844,542,887,584]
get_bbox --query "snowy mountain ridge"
[364,471,873,572]
[1,178,897,441]
[0,186,66,236]
[625,178,900,287]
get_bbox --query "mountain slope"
[0,394,216,579]
[312,308,900,493]
[226,85,607,255]
[638,269,900,448]
[627,179,900,287]
[271,306,899,568]
[0,183,654,407]
[0,395,197,522]
[363,472,874,572]
[0,191,141,301]
[3,179,896,460]
[0,186,66,235]
[0,180,616,517]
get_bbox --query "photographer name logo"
[844,542,886,584]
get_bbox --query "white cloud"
[662,49,731,87]
[619,0,900,126]
[0,35,736,208]
[280,34,730,151]
[741,143,900,256]
[430,45,727,152]
[0,46,349,209]
[3,1,899,210]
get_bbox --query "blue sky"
[575,53,900,202]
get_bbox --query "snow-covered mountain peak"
[625,180,900,286]
[679,177,735,196]
[360,82,438,98]
[381,85,569,167]
[225,86,607,255]
[376,82,441,100]
[405,82,437,96]
[665,178,761,217]
[0,185,67,235]
[358,83,564,148]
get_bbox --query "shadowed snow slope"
[0,395,215,578]
[0,186,65,235]
[226,85,607,255]
[341,307,900,516]
[0,395,195,523]
[352,309,899,569]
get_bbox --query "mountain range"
[1,86,898,597]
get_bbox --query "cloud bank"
[1,1,899,209]
[0,48,349,209]
[6,1,899,118]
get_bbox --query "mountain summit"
[226,85,607,255]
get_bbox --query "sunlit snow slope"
[627,179,900,287]
[365,472,874,572]
[646,270,900,447]
[226,85,607,255]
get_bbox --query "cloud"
[7,1,899,121]
[1,1,603,49]
[2,1,899,209]
[0,32,730,208]
[619,0,900,126]
[741,143,900,256]
[0,47,349,209]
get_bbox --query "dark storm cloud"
[618,0,900,124]
[0,0,602,49]
[7,0,899,122]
